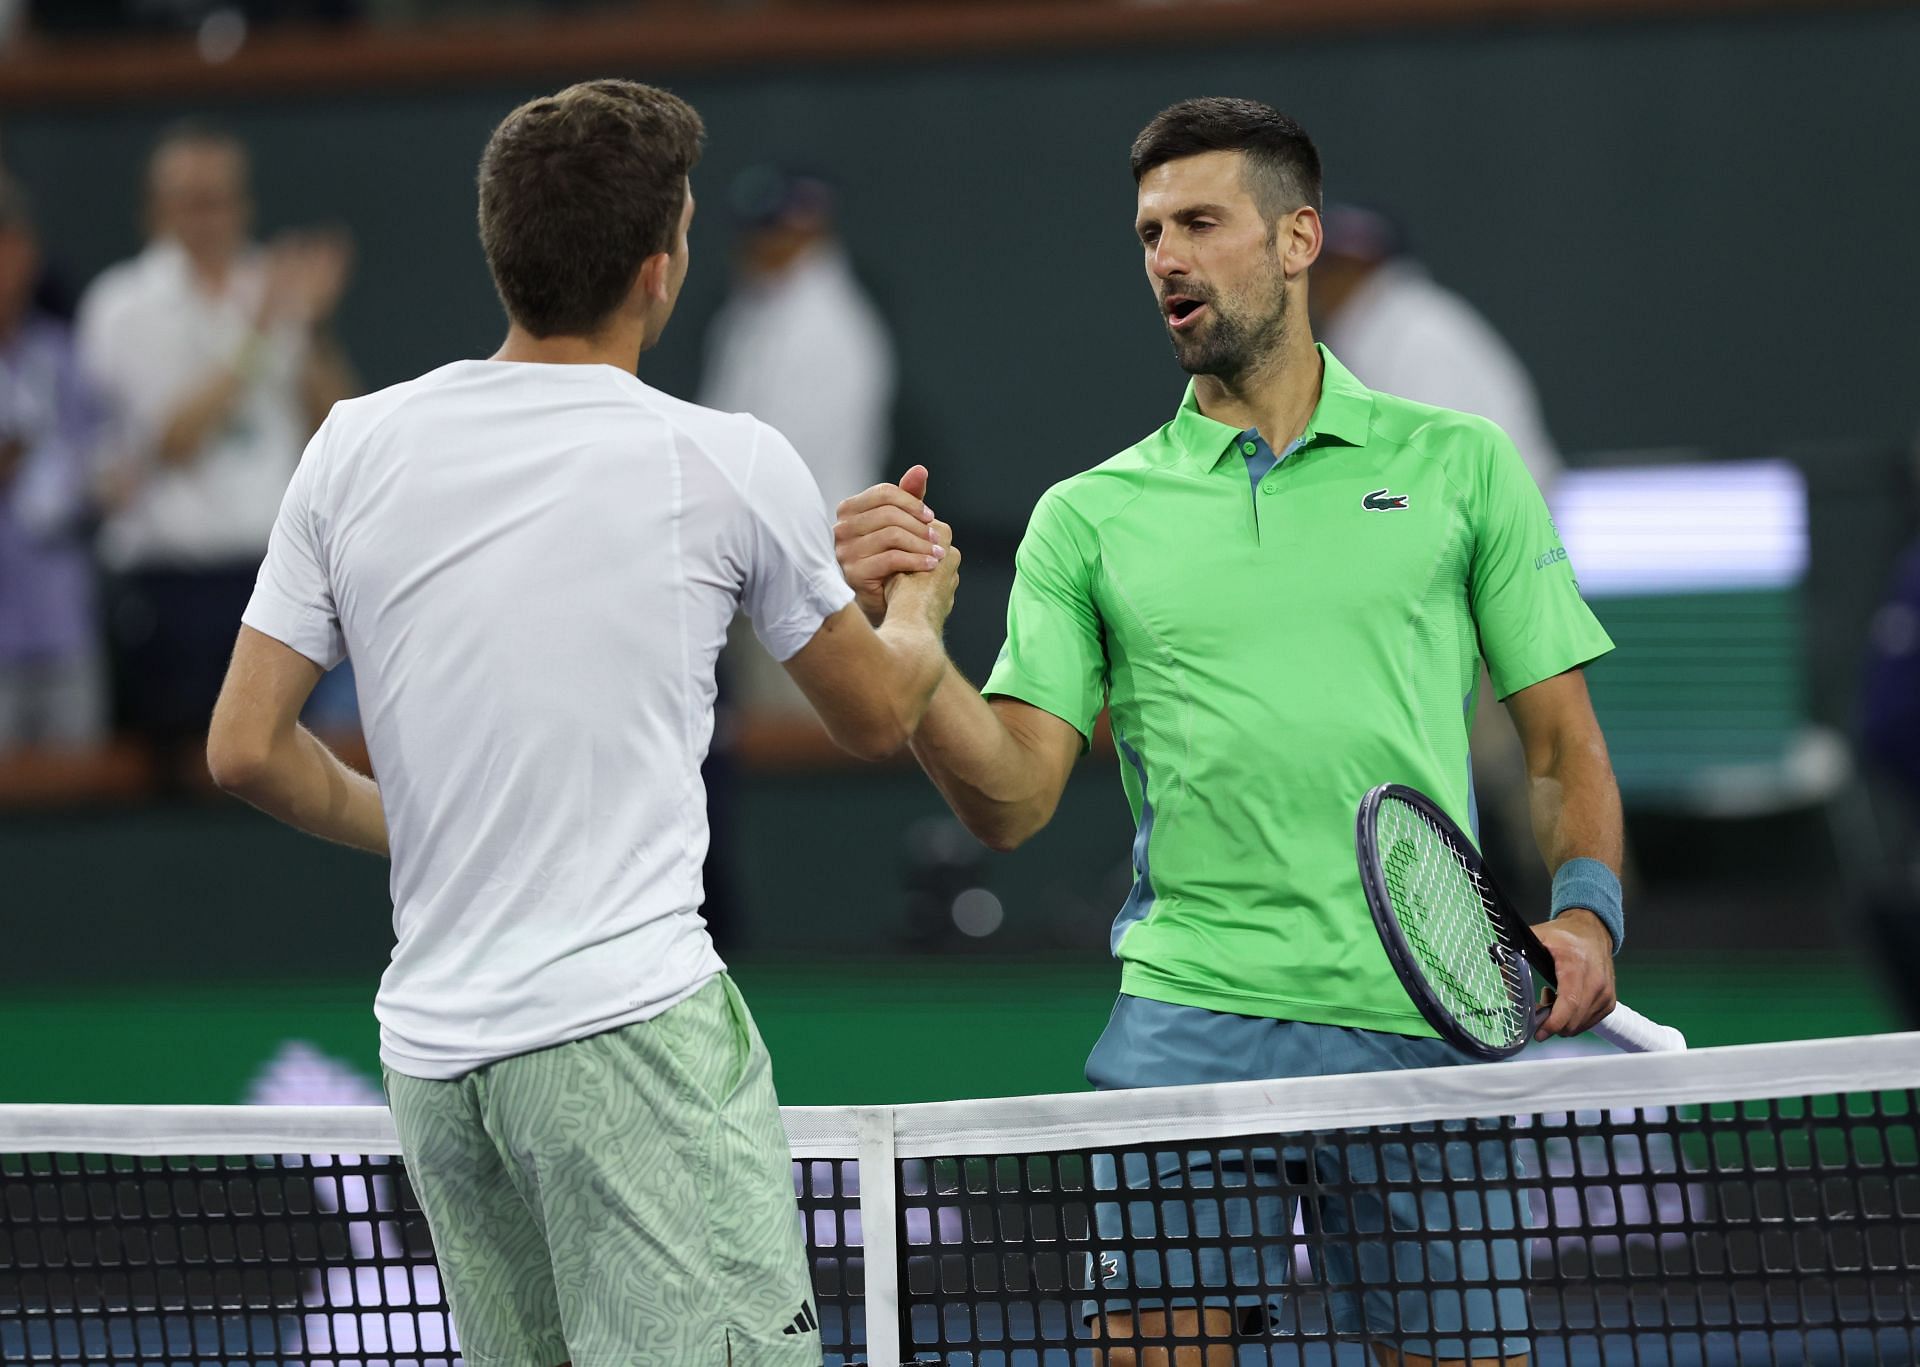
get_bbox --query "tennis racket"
[1356,782,1686,1059]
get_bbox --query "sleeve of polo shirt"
[1468,422,1613,699]
[740,422,856,662]
[241,423,347,671]
[981,486,1107,743]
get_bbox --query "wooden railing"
[0,709,1119,806]
[0,0,1894,108]
[0,722,847,807]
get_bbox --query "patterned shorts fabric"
[384,974,822,1367]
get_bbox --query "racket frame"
[1357,781,1557,1060]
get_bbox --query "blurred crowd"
[0,124,355,779]
[0,108,1582,772]
[0,129,902,808]
[4,112,1915,945]
[0,113,1639,785]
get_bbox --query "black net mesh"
[0,1150,866,1366]
[797,1157,866,1365]
[898,1089,1920,1366]
[6,1086,1920,1365]
[0,1150,450,1365]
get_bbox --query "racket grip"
[1591,1002,1688,1053]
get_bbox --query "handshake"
[834,463,962,634]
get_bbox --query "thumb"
[898,464,929,501]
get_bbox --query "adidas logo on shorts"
[780,1301,819,1336]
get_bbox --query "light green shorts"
[383,974,821,1367]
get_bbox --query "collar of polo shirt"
[1167,342,1375,470]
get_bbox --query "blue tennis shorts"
[1082,994,1532,1359]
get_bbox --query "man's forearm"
[909,665,1059,851]
[872,613,950,744]
[223,725,388,856]
[1521,714,1625,1033]
[1525,721,1626,962]
[1527,725,1625,874]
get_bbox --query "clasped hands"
[834,463,960,631]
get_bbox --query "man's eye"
[1190,221,1216,232]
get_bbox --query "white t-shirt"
[241,360,854,1079]
[77,241,312,570]
[1321,259,1563,492]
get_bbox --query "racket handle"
[1591,1002,1688,1053]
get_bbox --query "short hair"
[477,79,705,339]
[1130,98,1323,219]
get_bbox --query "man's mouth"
[1165,295,1209,332]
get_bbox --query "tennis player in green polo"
[837,100,1624,1365]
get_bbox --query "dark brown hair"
[1131,98,1322,220]
[477,79,705,338]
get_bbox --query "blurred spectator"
[0,176,107,753]
[701,167,896,727]
[1313,203,1561,491]
[700,166,895,509]
[77,121,355,759]
[697,168,898,949]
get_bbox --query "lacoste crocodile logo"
[1362,488,1411,511]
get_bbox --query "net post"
[854,1103,901,1366]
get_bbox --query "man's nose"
[1150,239,1189,278]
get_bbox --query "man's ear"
[634,247,672,306]
[1283,206,1323,280]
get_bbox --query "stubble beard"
[1168,264,1291,384]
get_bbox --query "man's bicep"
[1503,668,1606,764]
[212,626,328,743]
[1497,671,1620,794]
[988,694,1084,797]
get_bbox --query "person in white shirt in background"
[700,168,895,722]
[698,167,900,947]
[77,121,356,770]
[1314,203,1566,905]
[1313,202,1561,491]
[700,166,895,508]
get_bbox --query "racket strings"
[1377,797,1530,1051]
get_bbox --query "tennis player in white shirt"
[206,79,958,1366]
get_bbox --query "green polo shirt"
[982,345,1613,1035]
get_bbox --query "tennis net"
[5,1033,1920,1365]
